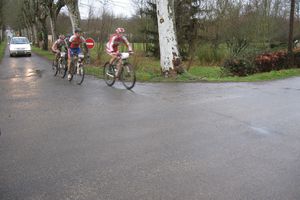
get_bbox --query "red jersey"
[106,34,132,53]
[69,35,86,48]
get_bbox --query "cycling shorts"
[69,48,81,57]
[106,49,119,56]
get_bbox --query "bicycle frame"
[69,53,85,85]
[111,53,130,70]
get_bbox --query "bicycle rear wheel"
[121,63,136,90]
[72,64,85,85]
[103,62,116,86]
[52,60,58,76]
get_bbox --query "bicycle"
[68,52,86,85]
[52,51,67,78]
[103,52,136,90]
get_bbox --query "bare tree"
[86,4,95,32]
[65,0,81,32]
[95,5,114,61]
[36,0,49,50]
[156,0,183,76]
[23,0,39,45]
[47,0,66,41]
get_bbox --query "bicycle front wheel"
[52,60,58,76]
[73,64,85,85]
[59,59,67,78]
[121,63,136,90]
[103,62,115,86]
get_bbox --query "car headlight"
[25,45,31,51]
[9,46,16,51]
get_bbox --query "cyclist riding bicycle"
[67,28,89,80]
[106,27,133,77]
[52,34,68,64]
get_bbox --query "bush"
[222,51,290,77]
[222,56,255,76]
[255,51,288,72]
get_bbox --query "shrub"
[222,50,290,77]
[294,52,300,67]
[222,56,255,76]
[255,51,288,72]
[226,38,249,57]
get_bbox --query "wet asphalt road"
[0,48,300,200]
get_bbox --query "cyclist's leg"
[107,50,118,65]
[109,52,121,77]
[52,50,59,65]
[109,55,116,65]
[115,59,122,77]
[67,49,73,79]
[56,52,60,63]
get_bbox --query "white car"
[9,37,31,57]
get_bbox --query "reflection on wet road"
[1,48,300,200]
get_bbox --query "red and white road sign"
[86,38,95,49]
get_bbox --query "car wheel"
[28,54,31,57]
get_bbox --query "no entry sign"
[86,38,95,49]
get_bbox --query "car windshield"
[11,38,29,44]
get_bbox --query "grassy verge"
[0,41,7,63]
[32,46,53,60]
[32,47,300,82]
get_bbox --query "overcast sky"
[78,0,135,18]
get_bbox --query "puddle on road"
[0,69,43,80]
[26,69,43,78]
[250,126,271,136]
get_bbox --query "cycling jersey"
[52,39,67,52]
[69,35,86,49]
[106,34,132,54]
[68,35,86,57]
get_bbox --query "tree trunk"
[48,0,66,42]
[49,15,57,41]
[32,24,38,46]
[0,29,2,42]
[65,0,81,32]
[42,22,48,50]
[27,26,32,42]
[288,0,295,66]
[156,0,183,76]
[0,0,3,42]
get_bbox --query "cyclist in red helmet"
[106,27,133,77]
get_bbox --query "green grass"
[0,41,7,62]
[32,47,300,83]
[213,69,300,82]
[32,46,53,60]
